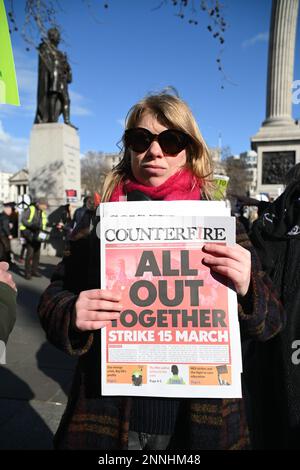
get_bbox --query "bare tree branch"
[8,1,228,85]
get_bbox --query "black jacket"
[0,282,16,345]
[0,213,11,238]
[248,180,300,448]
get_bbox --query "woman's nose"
[146,139,164,157]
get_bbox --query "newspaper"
[100,201,242,398]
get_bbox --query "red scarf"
[109,169,202,202]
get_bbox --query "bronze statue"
[34,28,76,128]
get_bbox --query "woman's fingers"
[86,299,123,312]
[75,310,120,331]
[80,289,121,302]
[75,289,123,332]
[206,265,242,282]
[82,310,121,322]
[78,320,112,331]
[203,255,242,274]
[202,244,251,297]
[203,243,250,263]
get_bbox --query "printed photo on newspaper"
[100,201,242,398]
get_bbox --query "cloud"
[0,121,28,173]
[69,90,93,116]
[242,32,269,48]
[0,121,10,143]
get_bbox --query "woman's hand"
[0,262,17,291]
[74,289,123,332]
[202,243,251,297]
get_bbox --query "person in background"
[0,261,16,346]
[55,204,73,256]
[233,194,271,220]
[72,196,93,229]
[240,211,250,233]
[19,197,48,280]
[0,203,13,263]
[17,203,30,264]
[55,204,72,232]
[8,203,19,239]
[18,238,27,264]
[246,162,300,449]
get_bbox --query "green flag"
[0,0,20,105]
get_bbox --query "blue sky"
[1,0,300,173]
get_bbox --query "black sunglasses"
[124,127,191,155]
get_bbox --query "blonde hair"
[102,93,214,201]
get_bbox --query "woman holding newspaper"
[38,93,284,450]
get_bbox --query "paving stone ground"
[0,256,76,449]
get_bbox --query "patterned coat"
[37,220,284,450]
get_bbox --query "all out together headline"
[108,250,229,344]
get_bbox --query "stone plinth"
[28,123,81,256]
[251,123,300,197]
[28,123,81,209]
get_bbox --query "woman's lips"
[142,164,166,170]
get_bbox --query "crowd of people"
[1,93,300,450]
[0,195,94,278]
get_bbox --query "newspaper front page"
[100,201,242,398]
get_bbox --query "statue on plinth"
[34,28,77,129]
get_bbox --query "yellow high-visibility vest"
[20,205,47,231]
